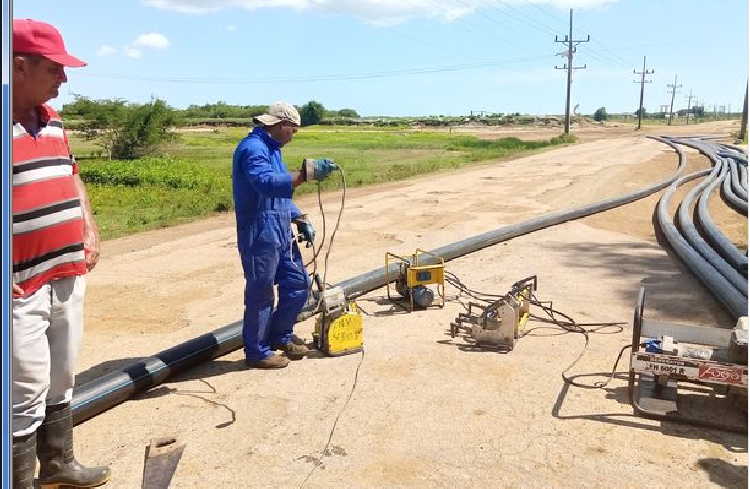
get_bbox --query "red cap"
[13,19,86,67]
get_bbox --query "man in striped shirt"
[12,19,110,489]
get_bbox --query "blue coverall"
[232,127,309,362]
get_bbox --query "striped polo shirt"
[13,104,86,297]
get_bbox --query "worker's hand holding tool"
[301,158,338,181]
[293,215,316,247]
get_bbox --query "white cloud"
[143,0,618,25]
[226,24,237,31]
[124,47,143,59]
[133,33,171,49]
[96,44,117,56]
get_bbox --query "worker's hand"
[12,283,24,296]
[293,216,315,248]
[83,226,100,271]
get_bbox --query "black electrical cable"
[297,349,365,489]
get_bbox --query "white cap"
[253,101,301,127]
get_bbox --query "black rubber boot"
[13,432,37,489]
[37,403,111,488]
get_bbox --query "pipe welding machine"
[385,249,446,311]
[449,276,536,351]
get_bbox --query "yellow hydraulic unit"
[386,249,445,312]
[313,286,364,356]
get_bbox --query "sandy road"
[74,122,746,488]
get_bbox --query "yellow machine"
[313,286,364,356]
[450,276,536,351]
[385,249,446,311]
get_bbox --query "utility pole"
[740,83,748,141]
[633,56,654,130]
[667,75,681,126]
[554,8,589,135]
[685,89,694,125]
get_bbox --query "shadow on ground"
[552,371,748,455]
[540,240,734,326]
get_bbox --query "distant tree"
[593,107,608,121]
[692,105,705,117]
[300,100,325,126]
[73,96,179,159]
[111,98,179,159]
[634,107,648,117]
[338,108,359,118]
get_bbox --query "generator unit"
[449,276,536,351]
[385,249,445,312]
[629,287,747,432]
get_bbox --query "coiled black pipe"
[675,157,747,294]
[697,160,748,273]
[729,160,748,200]
[70,137,689,424]
[656,166,747,318]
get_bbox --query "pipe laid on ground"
[675,158,747,294]
[721,160,748,214]
[72,138,688,424]
[697,161,749,273]
[729,160,747,200]
[657,167,748,319]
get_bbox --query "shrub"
[593,107,608,121]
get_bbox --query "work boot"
[37,403,111,488]
[245,353,290,369]
[13,432,36,489]
[271,341,309,360]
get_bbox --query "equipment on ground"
[313,285,364,356]
[142,437,185,489]
[449,276,536,350]
[629,287,748,432]
[385,249,445,311]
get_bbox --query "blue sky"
[11,0,748,116]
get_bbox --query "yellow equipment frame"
[385,248,445,311]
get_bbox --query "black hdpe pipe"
[657,167,748,319]
[676,157,747,294]
[71,139,688,425]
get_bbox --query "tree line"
[62,96,358,160]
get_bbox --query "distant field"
[70,126,574,239]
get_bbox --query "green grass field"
[71,126,574,240]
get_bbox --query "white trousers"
[12,275,85,437]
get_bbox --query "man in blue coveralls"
[233,101,337,368]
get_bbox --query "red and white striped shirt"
[13,104,86,297]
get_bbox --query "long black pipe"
[675,157,747,294]
[70,138,690,424]
[657,167,748,318]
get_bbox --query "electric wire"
[313,168,347,313]
[297,349,365,489]
[76,55,554,85]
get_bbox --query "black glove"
[293,216,315,247]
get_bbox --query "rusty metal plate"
[142,436,186,489]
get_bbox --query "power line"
[685,89,695,125]
[667,74,682,126]
[554,8,589,134]
[519,1,629,69]
[76,54,554,85]
[633,55,655,130]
